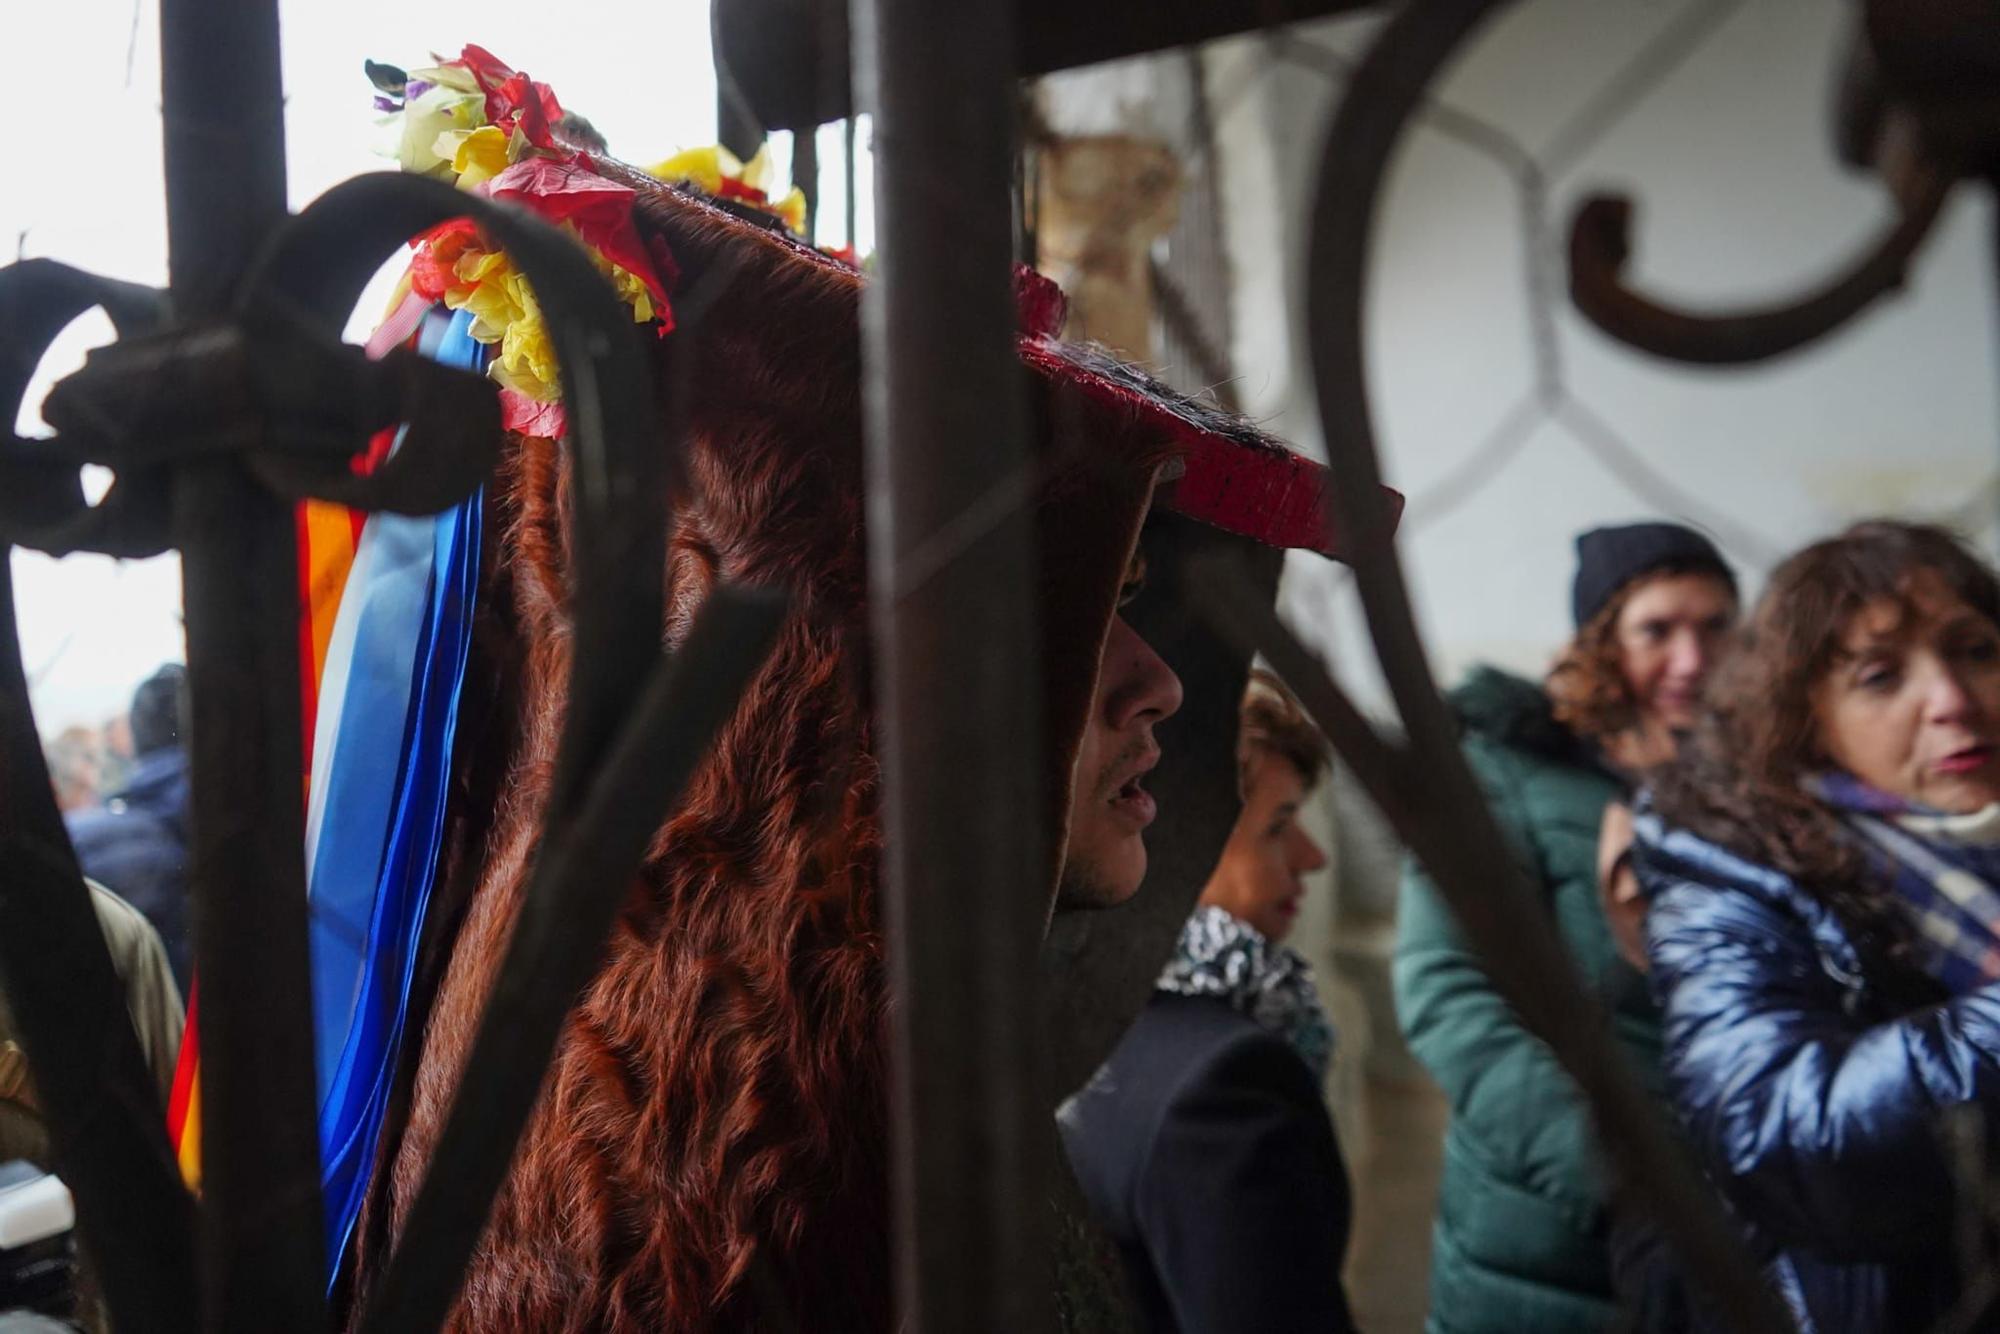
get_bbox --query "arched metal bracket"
[0,259,175,556]
[1568,170,1951,366]
[0,261,199,1330]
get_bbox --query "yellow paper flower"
[449,125,512,189]
[768,186,807,236]
[645,145,728,196]
[737,146,808,232]
[642,144,808,237]
[418,227,660,408]
[446,250,558,401]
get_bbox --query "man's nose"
[1103,614,1183,729]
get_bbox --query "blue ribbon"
[310,307,485,1281]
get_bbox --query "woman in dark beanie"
[1395,521,1737,1334]
[1636,521,2000,1332]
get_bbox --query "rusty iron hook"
[1568,168,1951,366]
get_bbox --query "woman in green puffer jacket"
[1394,523,1737,1334]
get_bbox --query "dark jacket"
[112,748,190,847]
[66,748,192,987]
[1394,667,1661,1333]
[1635,810,2000,1333]
[1059,992,1356,1334]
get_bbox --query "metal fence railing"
[0,0,1985,1328]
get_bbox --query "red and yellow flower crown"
[371,44,810,438]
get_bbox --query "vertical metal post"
[795,128,821,244]
[719,81,765,162]
[159,0,329,1326]
[851,0,1051,1328]
[844,117,859,255]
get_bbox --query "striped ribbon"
[164,303,484,1289]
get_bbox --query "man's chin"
[1055,844,1146,911]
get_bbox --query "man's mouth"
[1107,750,1160,828]
[1935,743,2000,777]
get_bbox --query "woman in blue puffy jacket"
[1635,520,2000,1333]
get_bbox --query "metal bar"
[158,0,330,1326]
[796,126,820,243]
[0,565,198,1330]
[174,472,330,1332]
[844,117,858,254]
[1297,2,1789,1328]
[851,0,1049,1327]
[715,1,769,164]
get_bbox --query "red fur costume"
[348,163,1330,1330]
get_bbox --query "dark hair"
[1651,520,2000,961]
[1545,560,1736,745]
[1239,669,1331,793]
[1571,521,1735,629]
[129,663,187,755]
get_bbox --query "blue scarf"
[1809,771,2000,994]
[1156,905,1335,1081]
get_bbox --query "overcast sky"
[11,0,775,733]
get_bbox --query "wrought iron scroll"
[1569,3,1977,370]
[0,262,197,1332]
[1187,2,1797,1330]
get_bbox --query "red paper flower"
[487,159,675,319]
[408,218,483,302]
[451,44,563,150]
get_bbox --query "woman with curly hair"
[1395,522,1737,1334]
[1637,520,2000,1332]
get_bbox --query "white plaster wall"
[1213,0,2000,711]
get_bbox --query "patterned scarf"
[1156,905,1335,1081]
[1809,771,2000,993]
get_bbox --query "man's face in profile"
[1058,557,1184,909]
